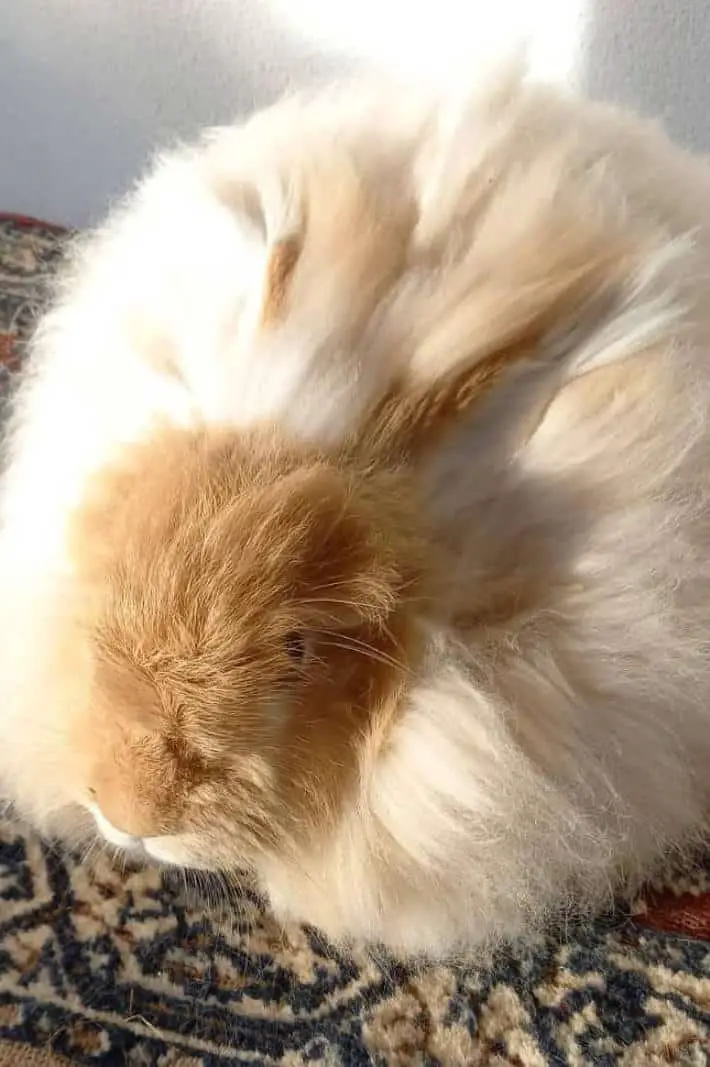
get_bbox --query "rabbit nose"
[88,802,143,850]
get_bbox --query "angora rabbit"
[2,68,710,957]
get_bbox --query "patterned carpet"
[0,214,710,1066]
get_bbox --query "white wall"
[0,0,708,228]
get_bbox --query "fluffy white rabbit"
[1,69,710,956]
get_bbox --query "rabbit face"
[66,425,426,870]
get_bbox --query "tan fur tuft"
[260,235,303,327]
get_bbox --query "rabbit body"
[2,72,710,955]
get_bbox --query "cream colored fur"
[2,69,710,956]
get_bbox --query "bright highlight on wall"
[269,0,589,86]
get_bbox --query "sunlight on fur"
[1,67,710,957]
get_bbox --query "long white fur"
[3,70,710,955]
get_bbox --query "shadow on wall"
[0,0,358,228]
[581,0,710,154]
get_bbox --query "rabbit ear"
[362,161,640,463]
[207,126,409,341]
[257,150,410,340]
[203,127,414,443]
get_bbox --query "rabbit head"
[66,426,428,870]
